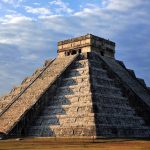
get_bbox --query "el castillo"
[0,34,150,143]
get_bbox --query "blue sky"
[0,0,150,95]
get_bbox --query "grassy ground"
[0,138,150,150]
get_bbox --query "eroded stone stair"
[89,53,150,138]
[27,53,150,138]
[0,54,78,138]
[27,57,96,137]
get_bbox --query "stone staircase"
[27,57,96,137]
[0,59,54,114]
[89,54,150,138]
[0,55,77,137]
[100,55,150,108]
[0,52,149,138]
[27,53,150,138]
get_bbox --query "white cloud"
[1,0,24,7]
[25,6,51,15]
[104,0,141,11]
[1,14,32,25]
[49,0,73,14]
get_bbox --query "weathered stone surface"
[0,55,77,135]
[26,55,96,137]
[58,34,115,58]
[0,60,54,115]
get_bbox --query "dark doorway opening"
[65,49,82,56]
[71,50,77,55]
[65,51,70,56]
[21,128,26,136]
[78,49,81,53]
[100,51,104,56]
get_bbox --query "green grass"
[0,138,150,150]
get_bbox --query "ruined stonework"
[0,34,150,139]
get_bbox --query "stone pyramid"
[0,34,150,139]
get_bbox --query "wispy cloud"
[49,0,73,14]
[1,0,24,7]
[25,6,51,15]
[1,14,32,25]
[104,0,141,11]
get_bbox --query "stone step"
[95,124,150,130]
[66,67,89,77]
[93,85,122,96]
[68,66,106,75]
[28,125,96,137]
[93,103,135,114]
[70,67,89,72]
[93,100,130,108]
[94,93,127,100]
[37,113,95,119]
[90,69,108,78]
[50,93,128,107]
[28,123,150,137]
[34,110,143,121]
[32,118,143,129]
[28,126,54,137]
[41,103,93,115]
[89,60,103,68]
[62,75,90,86]
[49,93,92,105]
[32,112,143,127]
[47,101,134,114]
[95,113,145,125]
[47,102,93,108]
[32,115,95,126]
[59,83,119,93]
[48,98,130,109]
[92,76,115,87]
[93,94,131,107]
[95,113,143,120]
[93,93,129,104]
[57,83,91,95]
[91,67,107,73]
[32,113,95,126]
[96,126,150,137]
[28,124,150,137]
[38,113,144,126]
[29,124,150,131]
[33,109,144,127]
[59,82,90,88]
[66,66,107,78]
[73,59,89,69]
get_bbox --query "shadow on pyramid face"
[62,79,78,87]
[68,70,82,77]
[32,60,90,137]
[56,86,75,96]
[26,76,77,137]
[49,96,71,106]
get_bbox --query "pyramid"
[0,34,150,139]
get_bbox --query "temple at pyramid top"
[58,34,115,58]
